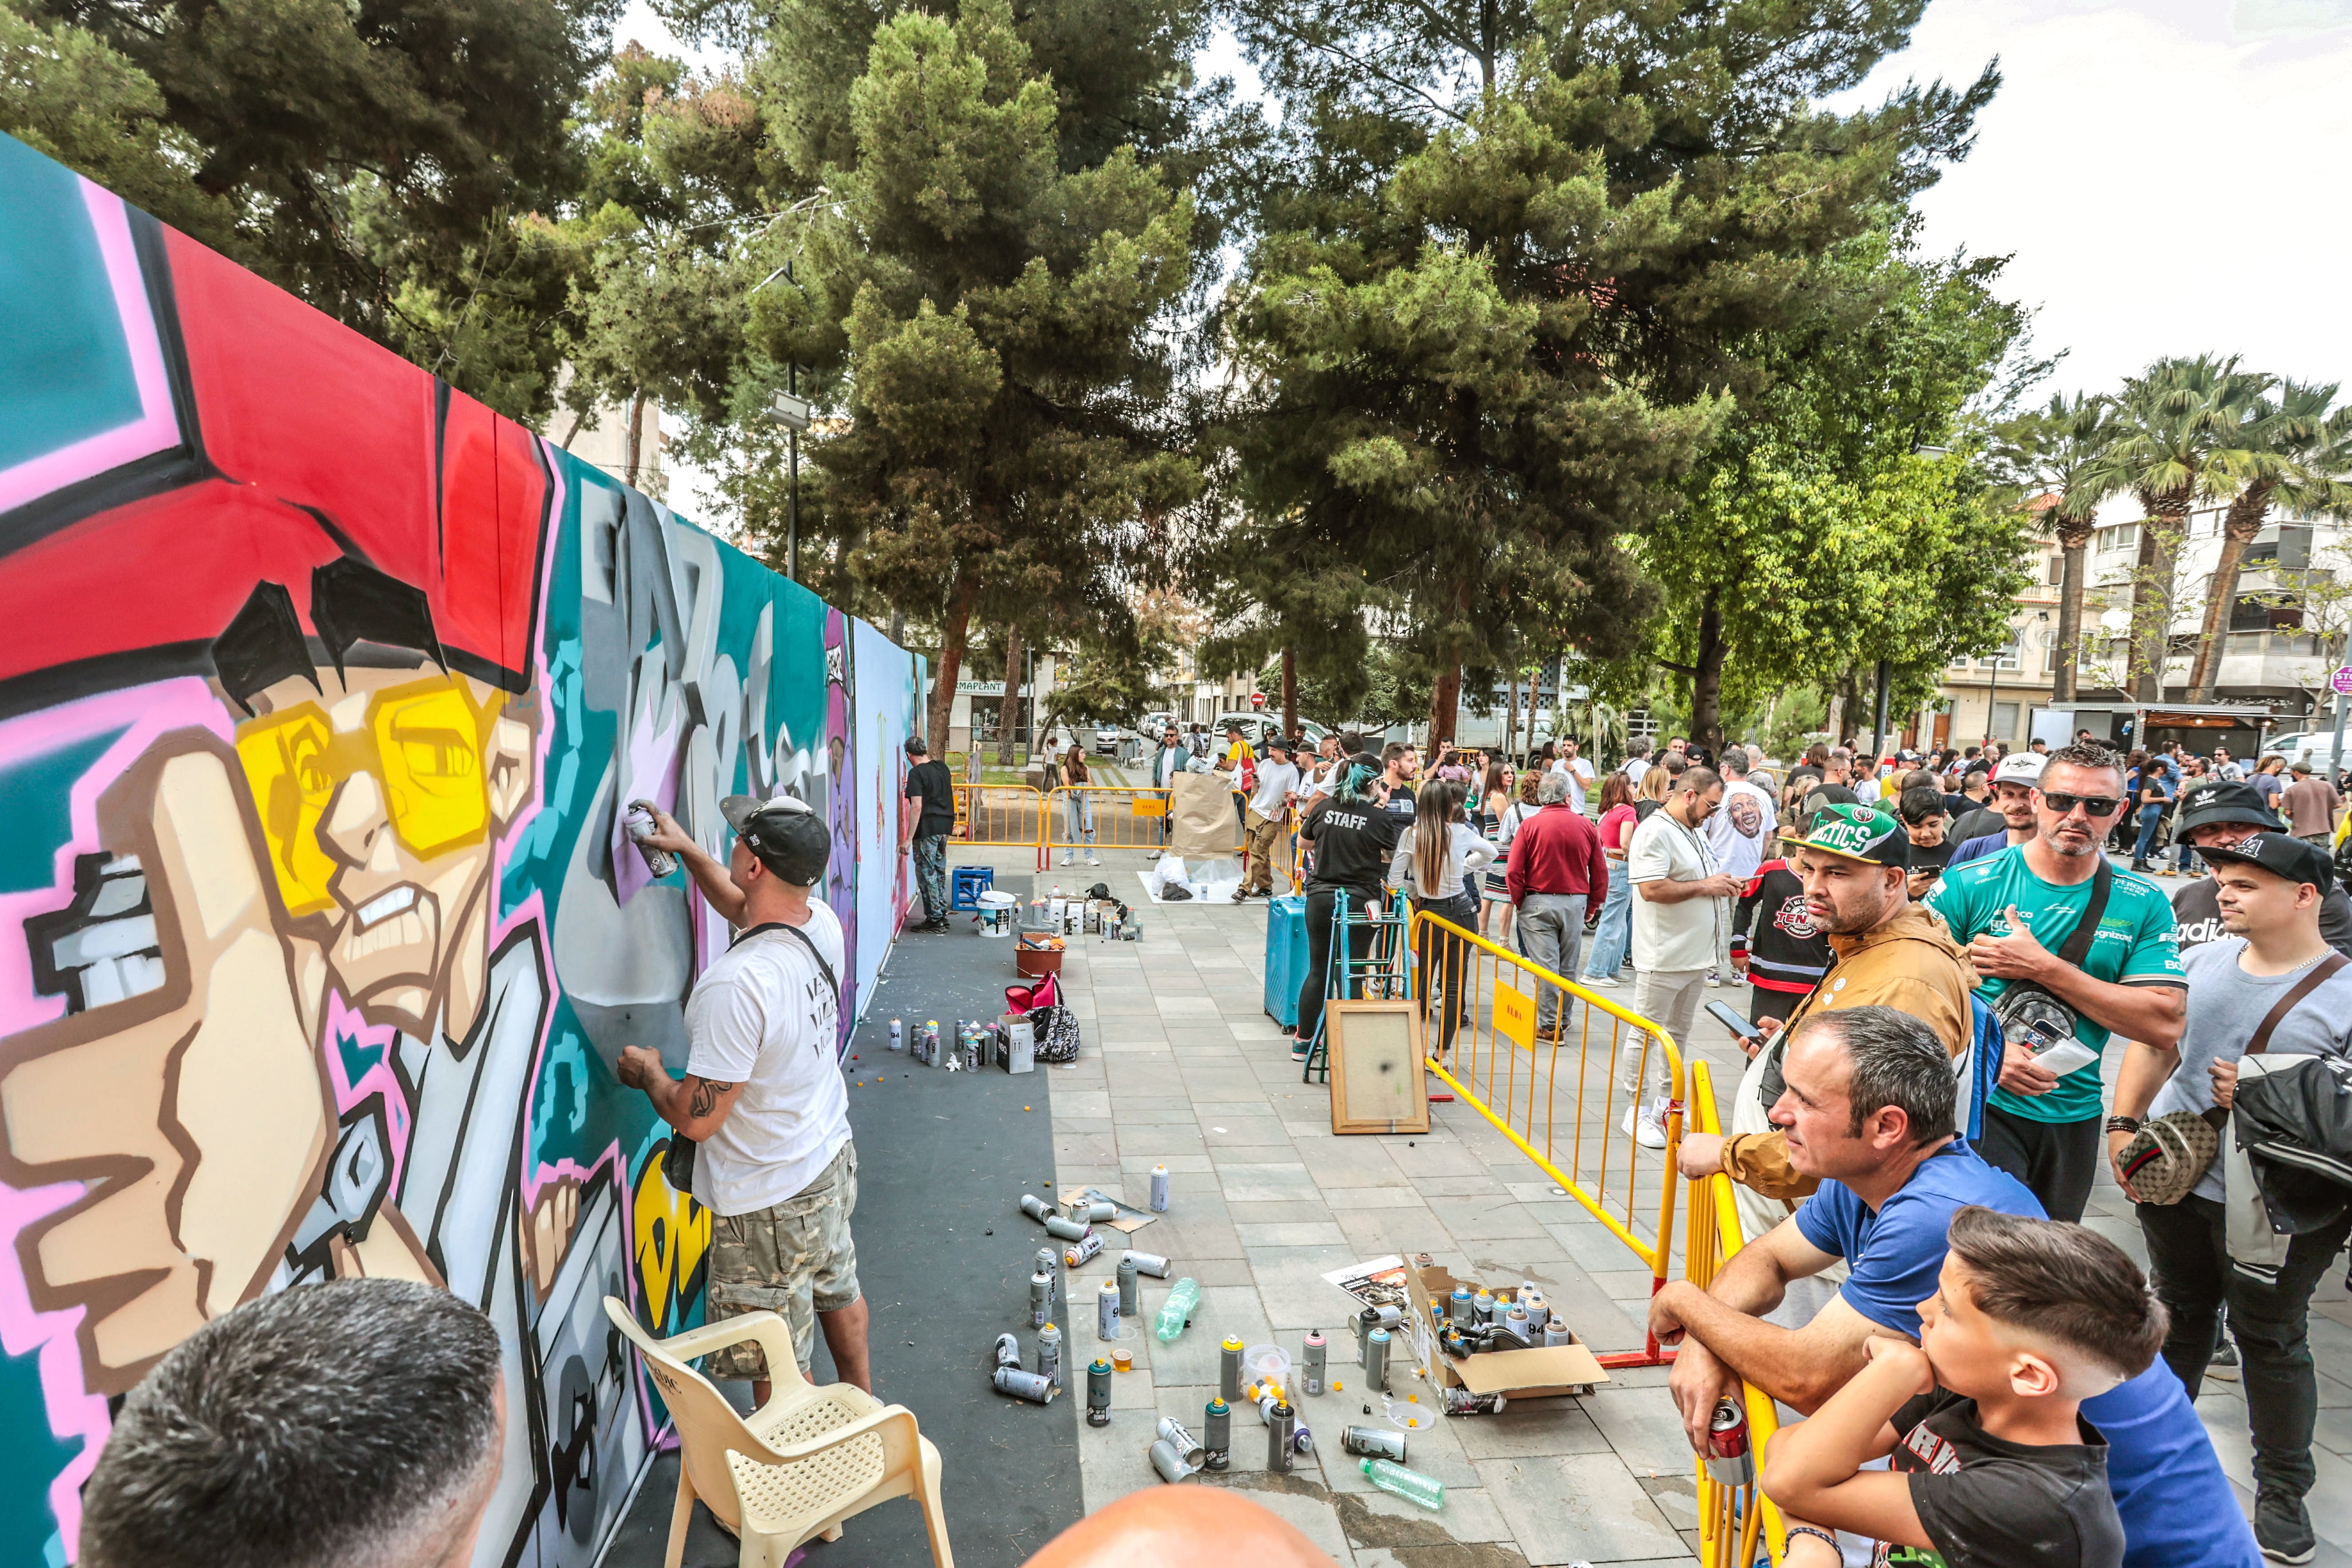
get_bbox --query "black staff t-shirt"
[1877,1389,2121,1568]
[904,758,956,838]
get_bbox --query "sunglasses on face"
[2040,791,2123,818]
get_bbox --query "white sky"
[616,0,2352,523]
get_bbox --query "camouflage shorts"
[704,1141,860,1382]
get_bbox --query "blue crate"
[950,865,994,911]
[1263,894,1308,1027]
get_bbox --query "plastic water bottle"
[1360,1457,1445,1510]
[1154,1277,1201,1342]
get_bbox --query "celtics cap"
[1793,801,1913,869]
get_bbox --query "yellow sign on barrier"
[1494,979,1536,1051]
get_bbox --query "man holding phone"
[1925,742,2186,1221]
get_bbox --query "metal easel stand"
[1302,889,1414,1085]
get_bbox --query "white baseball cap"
[1993,753,2047,786]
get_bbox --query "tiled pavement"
[992,847,2352,1568]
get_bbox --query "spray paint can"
[1121,1249,1170,1278]
[1150,1164,1170,1212]
[918,1021,940,1064]
[1083,1200,1119,1222]
[1504,1303,1532,1345]
[1096,1279,1122,1342]
[1086,1358,1112,1426]
[890,1018,904,1052]
[993,1365,1056,1402]
[623,803,678,878]
[1302,1330,1327,1396]
[1044,1213,1090,1242]
[1064,1231,1104,1267]
[1253,1386,1286,1425]
[1542,1314,1572,1348]
[1156,1417,1207,1466]
[1448,1286,1473,1324]
[994,1332,1021,1370]
[1365,1327,1391,1393]
[1035,1247,1060,1311]
[1219,1337,1244,1402]
[1706,1395,1754,1486]
[1202,1397,1232,1470]
[1148,1438,1197,1484]
[1293,1422,1314,1455]
[1440,1387,1508,1416]
[1029,1270,1053,1329]
[1473,1288,1495,1323]
[1037,1323,1064,1388]
[1020,1194,1052,1222]
[1117,1254,1140,1320]
[1267,1400,1296,1473]
[1341,1425,1408,1462]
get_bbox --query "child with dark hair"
[1762,1206,2167,1568]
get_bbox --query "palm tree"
[2089,356,2273,700]
[2187,383,2352,701]
[2002,393,2121,703]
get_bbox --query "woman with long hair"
[1581,771,1640,986]
[1484,766,1533,941]
[1389,778,1494,1053]
[1058,743,1097,867]
[1292,754,1406,1061]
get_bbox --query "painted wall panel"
[0,131,913,1567]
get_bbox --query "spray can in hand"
[624,802,678,878]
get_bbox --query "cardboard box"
[1401,1261,1608,1399]
[996,1014,1035,1074]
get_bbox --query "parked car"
[1209,713,1330,752]
[2262,730,2344,769]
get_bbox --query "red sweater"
[1505,804,1611,905]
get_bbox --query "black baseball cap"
[2174,781,2286,837]
[2195,832,2335,896]
[719,793,830,886]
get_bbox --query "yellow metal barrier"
[1041,785,1304,888]
[953,783,1048,866]
[1405,909,1683,1362]
[1687,1057,1785,1568]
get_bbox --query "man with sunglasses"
[1925,742,2187,1221]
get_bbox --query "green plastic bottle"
[1154,1277,1201,1342]
[1359,1457,1444,1510]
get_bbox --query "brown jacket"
[1720,900,1977,1200]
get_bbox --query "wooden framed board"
[1326,999,1430,1134]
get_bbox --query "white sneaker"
[1059,852,1072,867]
[1088,853,1100,866]
[1635,1101,1669,1150]
[1706,970,1722,987]
[1586,973,1619,989]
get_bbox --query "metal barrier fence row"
[1404,908,1684,1363]
[1686,1058,1785,1568]
[954,782,1304,883]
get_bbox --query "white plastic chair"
[602,1297,953,1568]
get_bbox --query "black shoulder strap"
[2247,952,2350,1058]
[733,919,841,1003]
[2052,859,2113,970]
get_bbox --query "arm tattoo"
[688,1078,736,1119]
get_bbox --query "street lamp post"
[756,259,816,583]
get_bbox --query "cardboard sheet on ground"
[1404,1261,1608,1398]
[1079,1188,1159,1235]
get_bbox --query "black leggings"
[1412,891,1479,1052]
[1298,885,1383,1044]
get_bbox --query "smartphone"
[1705,999,1762,1042]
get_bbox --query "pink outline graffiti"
[0,182,183,515]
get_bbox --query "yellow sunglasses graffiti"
[235,675,503,917]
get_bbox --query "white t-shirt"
[685,903,851,1217]
[1249,760,1301,819]
[1565,756,1596,787]
[1623,757,1651,787]
[1627,809,1723,973]
[1705,780,1777,882]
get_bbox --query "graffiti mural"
[0,130,916,1567]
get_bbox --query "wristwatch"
[2104,1115,2141,1135]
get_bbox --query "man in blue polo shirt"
[1650,1004,2257,1568]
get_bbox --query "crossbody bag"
[2120,951,2349,1205]
[662,919,842,1196]
[1986,860,2112,1076]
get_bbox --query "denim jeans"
[2132,802,2165,862]
[912,833,947,923]
[2138,1194,2352,1501]
[1581,862,1632,979]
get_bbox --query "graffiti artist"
[79,1280,506,1568]
[619,797,869,1401]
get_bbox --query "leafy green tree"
[751,0,1206,748]
[3,0,619,420]
[1990,392,2118,702]
[2188,382,2352,701]
[1219,0,2000,747]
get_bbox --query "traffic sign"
[1249,691,1266,709]
[2332,666,2352,695]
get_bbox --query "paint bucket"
[976,890,1018,937]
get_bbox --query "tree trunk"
[1428,660,1461,751]
[888,604,905,647]
[1281,646,1297,737]
[1506,668,1519,761]
[924,570,979,755]
[997,625,1024,766]
[622,391,647,488]
[2189,488,2271,703]
[2052,527,2089,703]
[1691,594,1726,756]
[2128,504,2187,703]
